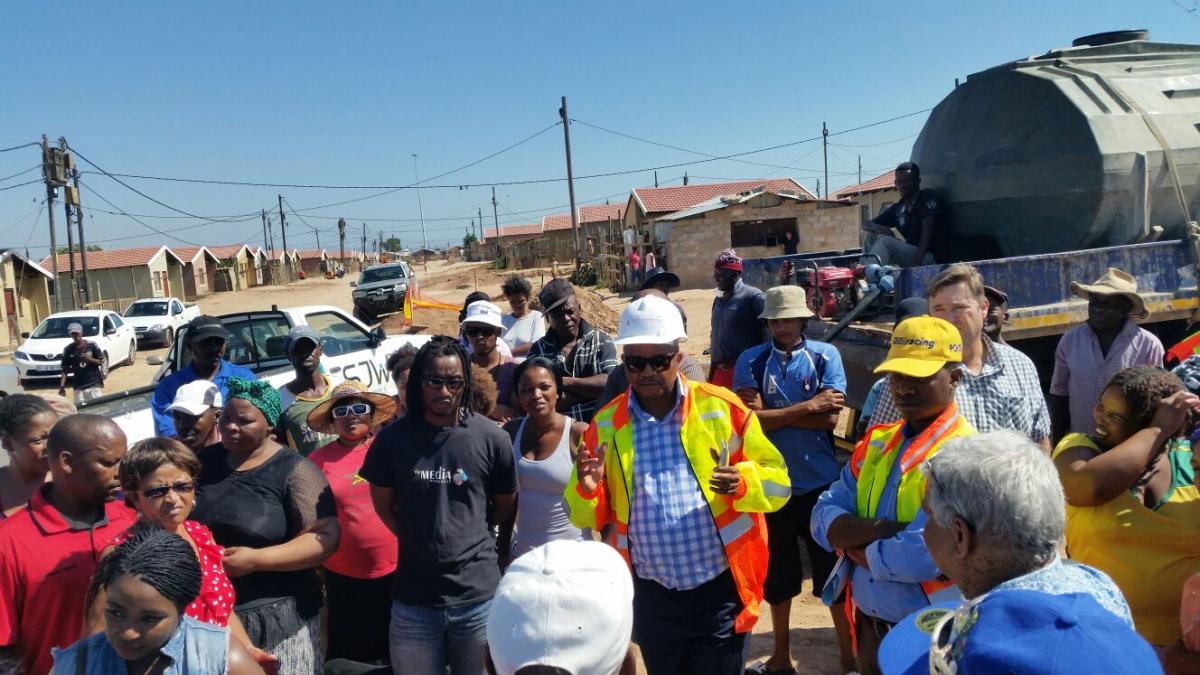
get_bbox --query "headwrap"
[224,376,282,425]
[715,249,743,272]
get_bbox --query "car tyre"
[124,340,136,366]
[99,352,110,379]
[163,327,174,348]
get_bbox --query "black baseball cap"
[640,267,681,291]
[538,278,576,313]
[896,162,920,178]
[186,315,228,342]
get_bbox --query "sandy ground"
[1,259,843,672]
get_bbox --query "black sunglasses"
[423,376,466,392]
[141,480,196,500]
[623,351,678,372]
[464,325,499,338]
[332,402,373,418]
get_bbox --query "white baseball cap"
[613,294,686,345]
[167,380,223,417]
[461,300,506,330]
[487,540,633,675]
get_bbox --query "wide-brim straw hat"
[306,380,397,434]
[1070,267,1149,319]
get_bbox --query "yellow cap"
[874,316,963,378]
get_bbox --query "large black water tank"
[911,31,1200,259]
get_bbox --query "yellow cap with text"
[874,316,963,378]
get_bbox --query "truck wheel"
[124,340,136,366]
[163,328,174,347]
[100,353,110,379]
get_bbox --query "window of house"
[729,218,798,248]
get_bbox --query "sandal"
[745,662,797,675]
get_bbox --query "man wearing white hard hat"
[485,540,636,675]
[565,294,790,675]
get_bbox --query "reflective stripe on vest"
[852,403,974,522]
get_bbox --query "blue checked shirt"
[627,379,729,590]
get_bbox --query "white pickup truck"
[123,297,201,347]
[84,304,429,444]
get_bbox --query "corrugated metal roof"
[0,249,53,280]
[655,188,819,222]
[633,178,814,214]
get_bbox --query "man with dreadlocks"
[362,336,519,675]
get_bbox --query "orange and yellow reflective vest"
[850,402,975,603]
[564,377,791,633]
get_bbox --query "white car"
[123,297,201,347]
[14,310,138,384]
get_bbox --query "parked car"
[83,304,429,444]
[123,297,201,347]
[351,261,417,324]
[13,310,137,385]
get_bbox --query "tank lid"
[1073,29,1149,47]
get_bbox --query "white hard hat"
[614,294,686,345]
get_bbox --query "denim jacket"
[52,616,229,674]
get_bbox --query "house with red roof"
[833,169,899,227]
[654,186,859,289]
[296,249,329,277]
[206,243,256,291]
[41,245,187,307]
[168,246,221,300]
[541,203,628,251]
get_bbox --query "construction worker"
[811,316,975,675]
[565,294,790,675]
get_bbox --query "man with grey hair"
[921,430,1133,624]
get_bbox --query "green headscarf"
[224,377,282,424]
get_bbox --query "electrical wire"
[0,165,41,184]
[0,142,39,154]
[0,179,41,192]
[72,179,205,247]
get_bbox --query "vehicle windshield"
[360,266,406,284]
[32,316,100,338]
[124,302,168,317]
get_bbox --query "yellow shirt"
[1053,433,1200,645]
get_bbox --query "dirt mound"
[576,288,620,334]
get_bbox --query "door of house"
[161,271,170,297]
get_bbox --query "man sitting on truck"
[861,162,946,267]
[150,315,256,437]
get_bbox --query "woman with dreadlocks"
[53,525,264,674]
[190,377,340,674]
[361,336,518,675]
[1054,365,1200,650]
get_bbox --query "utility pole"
[42,135,60,312]
[559,96,582,264]
[65,140,91,305]
[413,154,428,250]
[361,223,367,263]
[491,186,502,248]
[261,210,269,252]
[315,230,321,251]
[337,218,346,264]
[816,179,821,199]
[822,121,829,199]
[477,207,484,240]
[59,140,78,309]
[277,195,287,257]
[858,155,863,186]
[654,170,659,188]
[683,172,689,186]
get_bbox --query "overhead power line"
[0,178,41,192]
[0,141,40,154]
[0,165,41,184]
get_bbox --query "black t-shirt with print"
[360,412,518,608]
[61,341,104,389]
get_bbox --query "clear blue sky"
[2,1,1196,257]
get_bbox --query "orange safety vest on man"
[564,377,791,632]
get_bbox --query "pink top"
[111,520,236,627]
[309,436,399,579]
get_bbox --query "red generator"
[793,261,859,319]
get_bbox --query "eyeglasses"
[929,594,986,674]
[464,326,498,338]
[423,376,466,392]
[622,351,678,372]
[332,403,373,418]
[140,481,196,500]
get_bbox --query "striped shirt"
[528,319,618,422]
[869,337,1050,442]
[627,380,728,590]
[1049,320,1164,435]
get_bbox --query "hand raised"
[1151,390,1200,436]
[577,442,607,494]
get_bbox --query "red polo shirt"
[0,485,136,675]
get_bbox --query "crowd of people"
[0,237,1198,675]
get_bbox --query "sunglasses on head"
[141,480,196,500]
[423,376,466,392]
[332,402,373,418]
[464,325,498,338]
[623,350,678,372]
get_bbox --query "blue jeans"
[389,598,491,675]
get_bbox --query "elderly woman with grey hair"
[919,430,1134,625]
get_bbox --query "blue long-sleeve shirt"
[151,360,257,437]
[810,429,942,623]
